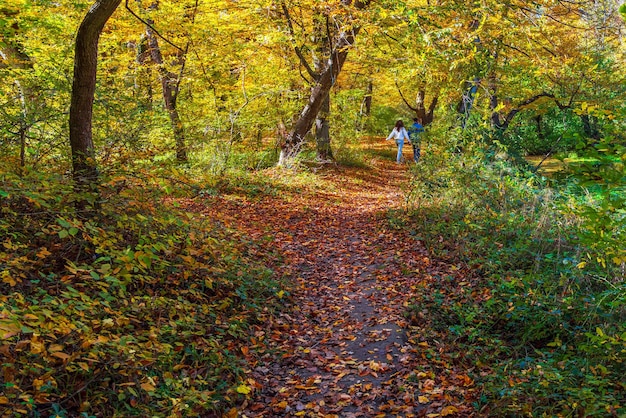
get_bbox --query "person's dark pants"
[413,146,420,162]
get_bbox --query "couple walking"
[386,118,424,163]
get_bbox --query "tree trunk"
[135,36,154,110]
[535,114,544,142]
[488,74,503,130]
[415,90,438,126]
[279,46,351,165]
[457,80,478,129]
[14,80,27,172]
[69,0,121,214]
[315,94,332,160]
[312,9,334,162]
[356,80,373,131]
[395,81,438,127]
[363,80,372,116]
[279,0,368,165]
[581,114,601,139]
[145,22,188,162]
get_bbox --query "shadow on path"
[183,141,476,417]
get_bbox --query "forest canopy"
[1,0,624,170]
[1,0,625,416]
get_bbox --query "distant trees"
[1,0,622,176]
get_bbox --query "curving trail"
[184,140,476,417]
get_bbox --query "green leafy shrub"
[404,133,626,416]
[0,164,284,417]
[503,109,583,156]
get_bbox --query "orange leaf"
[50,352,70,360]
[141,382,156,392]
[48,344,64,353]
[30,338,45,355]
[36,248,51,259]
[224,408,238,418]
[441,406,459,416]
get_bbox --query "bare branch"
[125,0,184,52]
[281,2,317,80]
[394,78,417,112]
[499,92,555,128]
[500,41,532,58]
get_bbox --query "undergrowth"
[0,163,285,417]
[404,138,626,417]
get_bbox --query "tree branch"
[427,95,438,118]
[500,41,532,58]
[499,92,555,128]
[394,78,417,112]
[281,2,317,80]
[125,0,184,53]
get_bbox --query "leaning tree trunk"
[279,47,351,165]
[69,0,121,214]
[279,0,368,166]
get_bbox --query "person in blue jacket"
[408,117,424,162]
[386,120,410,163]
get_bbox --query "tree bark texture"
[279,0,369,165]
[69,0,121,211]
[315,95,332,160]
[313,10,333,161]
[415,90,438,126]
[145,23,188,162]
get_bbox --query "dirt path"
[186,142,476,417]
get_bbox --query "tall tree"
[280,2,336,161]
[396,82,438,126]
[279,0,369,165]
[69,0,121,213]
[144,21,188,162]
[312,6,334,161]
[130,0,200,163]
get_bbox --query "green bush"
[404,134,626,416]
[0,164,284,417]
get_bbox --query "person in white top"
[386,119,410,163]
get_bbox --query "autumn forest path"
[185,141,476,417]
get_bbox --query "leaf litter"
[184,153,477,417]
